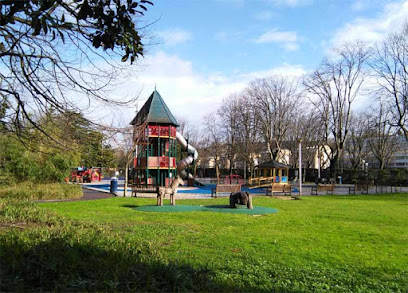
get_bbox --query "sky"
[108,0,408,129]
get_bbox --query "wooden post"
[146,135,149,183]
[247,194,253,209]
[158,127,160,186]
[124,161,129,197]
[272,168,276,196]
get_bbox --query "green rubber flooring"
[133,205,278,215]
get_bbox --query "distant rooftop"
[130,90,179,126]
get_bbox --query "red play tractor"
[70,167,102,183]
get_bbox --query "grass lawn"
[1,193,407,292]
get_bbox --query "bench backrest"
[216,184,241,193]
[317,183,334,190]
[132,184,157,191]
[357,180,374,186]
[272,184,291,191]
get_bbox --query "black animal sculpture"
[229,191,253,209]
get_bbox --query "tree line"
[198,23,408,179]
[0,110,117,183]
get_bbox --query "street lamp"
[365,162,369,178]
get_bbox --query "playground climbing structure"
[130,90,198,187]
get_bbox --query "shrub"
[0,183,82,201]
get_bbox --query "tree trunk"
[243,160,247,181]
[215,161,220,183]
[329,154,338,178]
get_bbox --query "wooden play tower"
[130,90,179,187]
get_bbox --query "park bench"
[312,183,334,195]
[349,180,374,195]
[211,184,241,198]
[265,184,292,196]
[131,184,157,197]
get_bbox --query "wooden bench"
[211,184,241,198]
[349,184,368,194]
[131,184,157,197]
[312,183,334,195]
[266,184,292,196]
[349,180,374,195]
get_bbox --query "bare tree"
[218,94,240,175]
[176,117,199,146]
[303,42,369,176]
[345,113,370,170]
[234,91,261,180]
[286,109,324,169]
[370,23,408,140]
[248,75,300,161]
[367,102,399,169]
[203,113,223,180]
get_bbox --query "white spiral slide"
[176,132,198,180]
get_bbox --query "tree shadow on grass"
[0,233,252,292]
[1,227,404,292]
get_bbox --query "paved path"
[35,187,114,203]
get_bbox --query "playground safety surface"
[132,204,278,215]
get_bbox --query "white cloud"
[239,63,307,80]
[283,42,299,51]
[214,31,228,41]
[256,30,297,43]
[214,30,244,42]
[269,0,313,7]
[112,51,306,128]
[255,29,300,51]
[252,11,276,21]
[156,28,192,46]
[217,0,312,6]
[351,0,370,11]
[331,1,408,47]
[215,0,245,6]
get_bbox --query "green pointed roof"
[256,160,289,169]
[130,90,179,126]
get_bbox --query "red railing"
[146,125,176,137]
[134,157,176,168]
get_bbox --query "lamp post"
[317,146,321,180]
[365,162,368,178]
[298,139,303,197]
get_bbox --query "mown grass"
[1,192,407,292]
[0,182,82,201]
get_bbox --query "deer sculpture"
[157,176,184,206]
